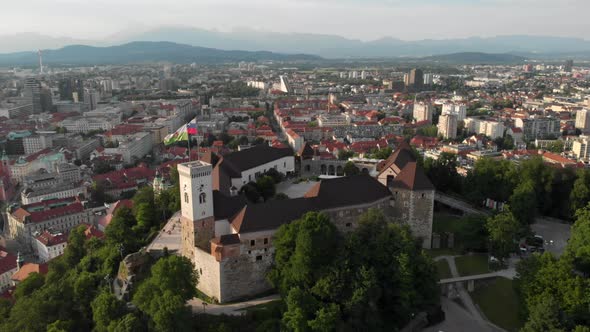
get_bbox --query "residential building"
[575,109,590,133]
[514,117,561,140]
[7,197,92,248]
[572,136,590,161]
[413,102,433,124]
[23,133,54,155]
[0,249,18,292]
[442,103,467,121]
[23,78,42,114]
[438,114,458,139]
[318,114,348,127]
[103,132,153,164]
[34,230,68,262]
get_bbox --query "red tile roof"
[0,249,17,275]
[35,231,68,246]
[11,263,48,282]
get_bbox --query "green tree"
[521,296,565,332]
[91,290,126,332]
[108,314,144,332]
[256,176,276,202]
[486,209,520,259]
[132,255,198,332]
[105,206,139,252]
[509,180,537,226]
[570,169,590,215]
[343,161,360,177]
[567,204,590,274]
[13,272,44,299]
[337,150,354,161]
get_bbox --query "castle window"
[250,240,255,246]
[264,238,268,244]
[421,193,425,198]
[264,248,268,252]
[199,192,206,204]
[248,250,251,255]
[256,255,263,261]
[199,268,202,275]
[346,223,352,227]
[184,192,189,203]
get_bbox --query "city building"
[405,69,424,88]
[413,102,433,124]
[7,197,92,248]
[442,103,467,121]
[575,109,590,133]
[0,248,18,292]
[464,118,505,139]
[59,78,84,102]
[514,117,561,140]
[34,230,68,262]
[572,136,590,161]
[23,132,54,155]
[23,78,42,114]
[438,114,458,139]
[279,75,292,94]
[213,145,295,194]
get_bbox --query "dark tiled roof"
[213,190,247,220]
[298,143,315,159]
[390,162,434,191]
[220,145,293,177]
[211,234,241,246]
[378,141,416,177]
[231,198,314,233]
[231,175,391,233]
[304,174,391,209]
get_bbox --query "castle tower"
[178,161,215,257]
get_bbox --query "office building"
[23,78,42,114]
[564,60,574,73]
[405,69,424,88]
[59,78,84,102]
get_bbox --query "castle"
[179,143,434,303]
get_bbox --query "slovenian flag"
[187,120,198,135]
[163,124,189,145]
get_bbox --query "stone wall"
[194,247,222,302]
[391,188,434,248]
[219,247,274,302]
[322,198,391,233]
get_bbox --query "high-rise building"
[83,89,100,111]
[279,75,292,94]
[438,114,458,139]
[572,136,590,161]
[23,78,42,114]
[575,109,590,133]
[442,103,467,121]
[405,69,424,88]
[564,60,574,73]
[59,78,84,102]
[413,102,433,124]
[423,73,434,85]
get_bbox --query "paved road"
[423,297,500,332]
[532,218,571,257]
[188,294,280,316]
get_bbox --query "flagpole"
[188,132,191,162]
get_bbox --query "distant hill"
[0,41,322,66]
[422,52,527,64]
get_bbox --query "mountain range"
[1,27,590,59]
[0,42,321,66]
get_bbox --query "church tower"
[178,161,215,257]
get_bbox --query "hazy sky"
[2,0,588,40]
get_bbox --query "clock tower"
[178,161,215,255]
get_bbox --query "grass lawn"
[426,248,462,258]
[436,259,453,279]
[455,254,489,276]
[471,277,524,332]
[433,213,464,234]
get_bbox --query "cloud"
[0,0,587,40]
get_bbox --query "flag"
[164,124,189,145]
[187,120,198,135]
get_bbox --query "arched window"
[184,192,189,203]
[199,192,206,204]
